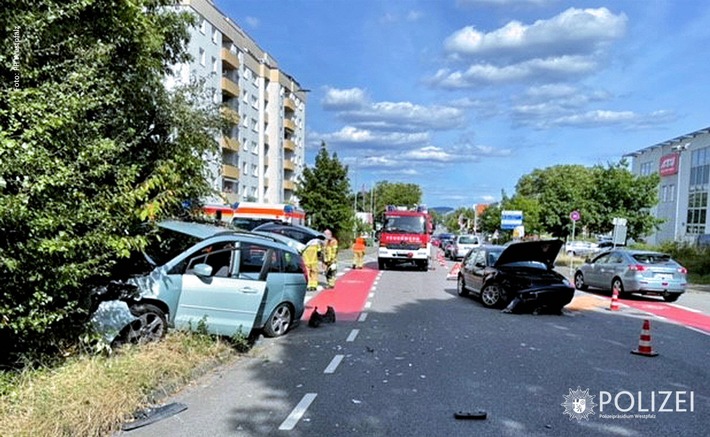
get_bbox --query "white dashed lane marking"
[324,354,344,374]
[278,393,317,431]
[346,329,360,342]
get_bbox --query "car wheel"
[263,302,293,337]
[117,303,167,346]
[480,284,504,308]
[378,259,386,270]
[574,272,588,290]
[663,294,680,303]
[611,278,626,297]
[457,275,469,297]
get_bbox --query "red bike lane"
[619,298,710,335]
[302,267,380,322]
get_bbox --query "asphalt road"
[119,257,709,436]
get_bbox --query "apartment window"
[639,161,653,176]
[251,141,258,153]
[212,56,218,73]
[199,18,207,34]
[242,137,248,152]
[251,118,258,131]
[251,95,258,108]
[687,146,710,235]
[242,90,248,103]
[251,164,258,175]
[212,28,219,44]
[242,162,249,175]
[199,48,205,66]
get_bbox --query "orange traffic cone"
[631,319,659,357]
[609,286,620,311]
[446,262,461,280]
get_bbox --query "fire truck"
[203,202,306,230]
[377,205,434,271]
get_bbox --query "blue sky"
[215,0,710,208]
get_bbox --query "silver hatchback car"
[574,249,687,302]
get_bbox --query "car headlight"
[562,278,573,288]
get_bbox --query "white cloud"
[549,109,676,129]
[312,126,430,148]
[321,87,368,110]
[406,10,423,22]
[431,55,599,87]
[457,0,553,6]
[444,7,627,59]
[322,87,466,131]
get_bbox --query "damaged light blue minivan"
[91,220,308,345]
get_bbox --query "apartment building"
[168,0,307,205]
[625,126,710,245]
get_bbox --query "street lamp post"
[673,143,690,241]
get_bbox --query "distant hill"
[430,206,454,215]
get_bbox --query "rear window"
[632,253,672,264]
[458,236,478,244]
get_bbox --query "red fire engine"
[377,205,434,271]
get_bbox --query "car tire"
[480,284,504,308]
[574,272,588,290]
[611,277,627,297]
[263,302,293,337]
[378,259,386,270]
[663,294,680,303]
[116,303,167,346]
[457,275,469,297]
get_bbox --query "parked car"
[251,222,325,246]
[574,249,687,302]
[564,240,599,257]
[456,240,575,312]
[91,220,308,345]
[446,234,482,260]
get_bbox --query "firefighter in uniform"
[352,237,366,269]
[323,229,339,288]
[302,237,322,291]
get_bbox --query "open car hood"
[157,220,228,240]
[495,239,563,269]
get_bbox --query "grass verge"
[0,331,237,437]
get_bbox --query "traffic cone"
[609,286,620,311]
[446,262,461,280]
[631,319,659,357]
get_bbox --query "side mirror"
[584,257,592,264]
[193,263,213,277]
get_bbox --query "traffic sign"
[570,210,580,221]
[501,210,523,230]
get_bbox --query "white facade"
[626,127,710,245]
[169,0,307,205]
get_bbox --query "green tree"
[501,194,543,237]
[371,181,422,221]
[0,0,224,365]
[588,161,662,239]
[296,142,355,244]
[515,165,596,238]
[478,202,501,236]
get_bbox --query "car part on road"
[122,402,188,431]
[308,306,336,328]
[263,302,293,337]
[453,410,487,420]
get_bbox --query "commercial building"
[167,0,307,205]
[625,126,710,245]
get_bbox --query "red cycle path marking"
[620,299,710,334]
[302,268,379,322]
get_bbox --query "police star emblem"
[561,387,597,421]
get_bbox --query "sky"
[215,0,710,209]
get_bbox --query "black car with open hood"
[456,239,574,313]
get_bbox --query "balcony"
[222,164,240,179]
[284,159,295,172]
[220,48,239,70]
[221,77,239,98]
[221,192,238,204]
[220,136,240,151]
[284,180,296,191]
[283,118,296,132]
[219,106,239,124]
[284,98,296,112]
[284,139,296,152]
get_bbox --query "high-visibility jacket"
[302,240,321,265]
[352,237,366,253]
[324,238,338,263]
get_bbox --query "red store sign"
[659,153,679,177]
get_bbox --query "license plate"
[655,274,673,280]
